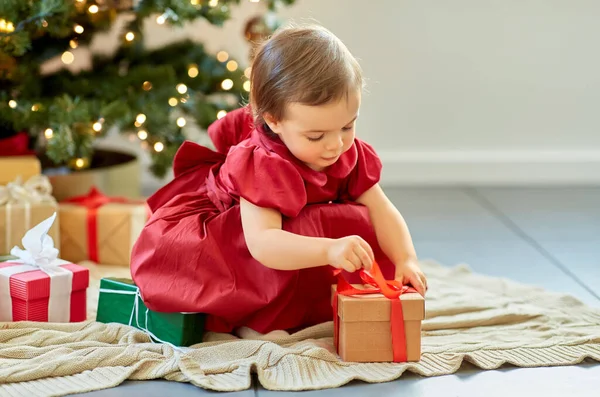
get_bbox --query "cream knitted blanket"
[1,261,600,397]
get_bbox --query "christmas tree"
[0,0,294,177]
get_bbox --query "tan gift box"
[333,284,425,362]
[0,156,41,185]
[58,198,147,267]
[0,203,60,255]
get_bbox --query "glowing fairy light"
[154,142,164,152]
[61,51,75,64]
[136,113,146,124]
[168,97,178,107]
[221,79,234,90]
[177,117,186,127]
[176,84,188,94]
[217,110,227,119]
[226,60,238,71]
[216,51,229,62]
[44,128,53,139]
[137,130,148,140]
[74,25,84,34]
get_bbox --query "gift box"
[332,264,425,363]
[0,132,40,185]
[0,156,41,185]
[0,176,59,256]
[0,213,89,322]
[96,277,206,347]
[58,187,148,266]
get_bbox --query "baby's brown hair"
[250,24,363,128]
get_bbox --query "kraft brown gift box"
[332,284,425,363]
[0,156,41,185]
[58,202,147,267]
[0,203,60,255]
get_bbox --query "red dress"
[130,107,396,334]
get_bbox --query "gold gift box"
[0,203,60,255]
[0,156,41,185]
[58,202,147,267]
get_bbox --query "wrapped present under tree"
[0,212,89,322]
[332,262,425,363]
[0,175,59,255]
[58,187,148,266]
[97,277,205,347]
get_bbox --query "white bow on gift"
[0,175,56,206]
[0,212,73,322]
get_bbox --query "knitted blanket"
[1,261,600,397]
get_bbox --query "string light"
[243,81,251,92]
[188,65,199,78]
[8,100,17,109]
[0,19,15,33]
[137,130,148,140]
[209,0,219,7]
[31,104,40,112]
[250,0,261,3]
[70,39,78,49]
[142,81,153,91]
[44,128,53,139]
[168,97,178,107]
[244,67,252,78]
[191,0,200,4]
[156,15,166,25]
[42,20,48,28]
[154,142,164,152]
[74,158,86,169]
[176,84,188,94]
[136,113,146,124]
[76,0,85,2]
[217,110,227,119]
[180,97,188,103]
[74,25,84,34]
[177,117,186,127]
[61,51,75,65]
[125,32,135,41]
[221,79,234,90]
[89,5,99,13]
[93,122,102,132]
[216,51,229,62]
[226,60,238,71]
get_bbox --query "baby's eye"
[342,124,354,131]
[307,134,324,142]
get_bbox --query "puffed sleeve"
[223,144,307,218]
[207,106,255,154]
[345,139,383,200]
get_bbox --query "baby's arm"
[240,198,373,272]
[356,184,427,295]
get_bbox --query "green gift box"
[96,277,206,347]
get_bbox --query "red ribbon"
[0,132,34,156]
[333,261,416,362]
[61,187,150,263]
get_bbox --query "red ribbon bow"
[0,132,34,156]
[333,261,417,362]
[62,187,150,263]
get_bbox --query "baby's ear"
[263,113,283,134]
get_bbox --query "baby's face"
[266,90,361,171]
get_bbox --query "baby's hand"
[395,259,428,296]
[327,236,374,273]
